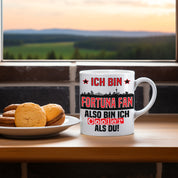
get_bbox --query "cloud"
[4,0,175,10]
[83,0,175,9]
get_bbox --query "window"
[2,0,176,60]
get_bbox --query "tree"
[3,51,15,59]
[10,54,15,59]
[72,48,82,59]
[59,54,63,59]
[97,50,106,59]
[4,51,10,59]
[5,53,15,59]
[46,50,56,59]
[135,48,142,59]
[27,54,33,59]
[17,53,23,59]
[34,55,39,59]
[85,53,89,59]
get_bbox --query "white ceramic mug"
[80,70,157,136]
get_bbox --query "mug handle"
[134,77,157,120]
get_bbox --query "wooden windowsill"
[0,114,177,162]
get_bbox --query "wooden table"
[0,115,178,162]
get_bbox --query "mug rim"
[80,69,135,75]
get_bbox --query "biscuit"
[42,104,65,126]
[3,110,15,117]
[0,116,15,127]
[15,103,46,127]
[4,104,20,112]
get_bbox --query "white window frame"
[0,0,177,62]
[0,0,2,61]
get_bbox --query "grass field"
[4,42,115,59]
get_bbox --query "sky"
[3,0,175,33]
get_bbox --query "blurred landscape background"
[3,0,175,60]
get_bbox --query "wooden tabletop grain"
[0,115,177,162]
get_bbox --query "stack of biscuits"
[0,103,65,127]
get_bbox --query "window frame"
[0,0,177,62]
[176,0,178,62]
[0,0,2,61]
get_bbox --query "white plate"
[0,115,80,139]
